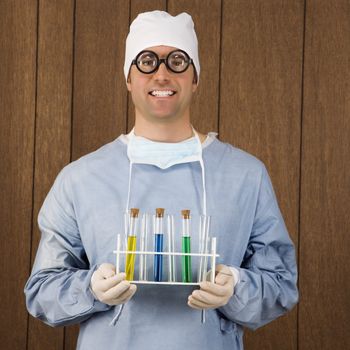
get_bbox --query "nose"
[153,62,170,82]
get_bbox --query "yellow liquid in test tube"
[126,235,137,281]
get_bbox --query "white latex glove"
[90,263,137,305]
[187,264,237,310]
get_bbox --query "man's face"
[126,45,198,124]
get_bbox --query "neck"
[134,117,194,143]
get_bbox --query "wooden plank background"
[299,1,350,349]
[0,1,37,349]
[220,2,303,349]
[0,0,349,349]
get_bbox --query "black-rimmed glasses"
[131,49,193,74]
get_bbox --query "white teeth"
[150,90,175,97]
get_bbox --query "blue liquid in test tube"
[153,208,164,282]
[154,233,163,281]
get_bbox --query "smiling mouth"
[149,90,176,97]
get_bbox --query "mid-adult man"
[25,11,298,350]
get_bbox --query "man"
[25,11,298,350]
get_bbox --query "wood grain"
[26,1,74,349]
[220,1,303,349]
[0,1,37,349]
[299,1,350,349]
[3,0,349,348]
[72,0,129,161]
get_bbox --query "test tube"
[199,215,211,324]
[198,215,211,282]
[171,216,176,281]
[181,210,192,283]
[202,216,210,281]
[167,214,176,282]
[210,237,217,283]
[125,208,139,281]
[123,212,129,257]
[153,208,164,282]
[139,213,149,281]
[116,233,121,274]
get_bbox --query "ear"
[126,76,132,91]
[192,67,198,92]
[192,79,198,93]
[126,67,133,91]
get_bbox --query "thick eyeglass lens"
[136,52,158,73]
[167,51,189,72]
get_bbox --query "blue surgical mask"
[125,127,207,217]
[127,128,202,169]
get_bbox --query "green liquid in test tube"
[181,209,192,283]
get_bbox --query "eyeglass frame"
[131,49,195,75]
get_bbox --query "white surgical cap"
[124,11,200,83]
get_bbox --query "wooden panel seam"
[26,1,40,349]
[297,1,307,349]
[217,0,223,134]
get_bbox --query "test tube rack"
[113,240,219,285]
[113,213,219,286]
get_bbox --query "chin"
[149,112,179,122]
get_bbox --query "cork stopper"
[181,209,190,219]
[156,208,165,218]
[130,208,139,218]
